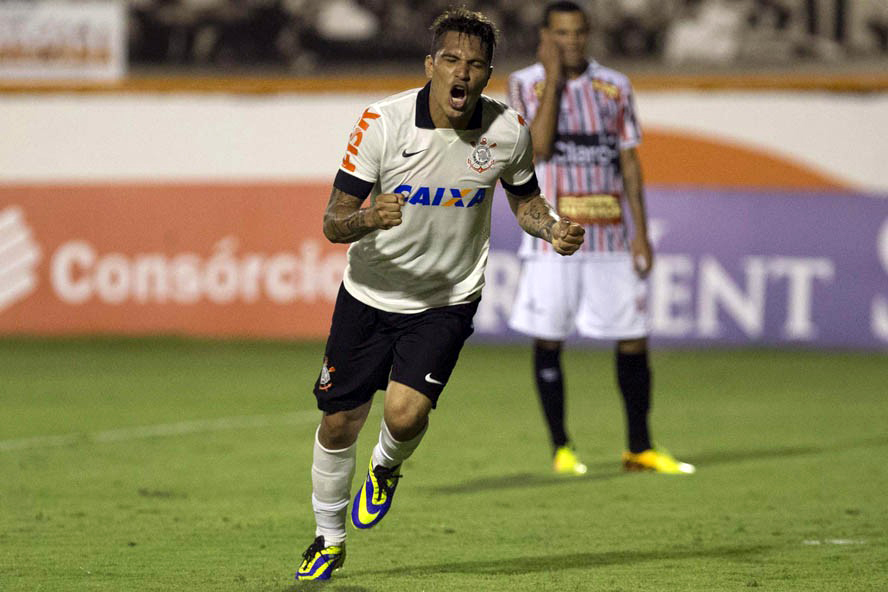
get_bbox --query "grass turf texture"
[1,338,886,591]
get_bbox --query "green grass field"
[1,338,886,591]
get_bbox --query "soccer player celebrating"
[507,2,695,476]
[296,7,585,581]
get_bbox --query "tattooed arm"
[506,190,584,255]
[322,188,405,244]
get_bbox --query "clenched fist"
[551,218,584,255]
[369,192,405,230]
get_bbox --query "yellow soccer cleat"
[622,448,696,475]
[553,446,588,475]
[295,536,345,581]
[351,461,402,529]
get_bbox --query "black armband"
[501,172,540,197]
[333,170,375,201]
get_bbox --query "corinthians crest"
[318,356,335,392]
[467,137,497,173]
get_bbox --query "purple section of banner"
[481,187,888,349]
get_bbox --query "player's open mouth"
[449,84,467,110]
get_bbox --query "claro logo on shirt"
[393,185,487,208]
[341,108,381,172]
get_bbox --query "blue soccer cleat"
[351,461,402,529]
[295,536,345,581]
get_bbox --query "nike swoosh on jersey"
[424,372,444,385]
[401,148,427,157]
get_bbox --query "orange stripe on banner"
[1,72,886,94]
[640,130,849,190]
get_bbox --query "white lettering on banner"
[871,218,888,342]
[693,256,834,340]
[50,237,346,306]
[476,252,521,332]
[170,254,201,304]
[652,254,833,340]
[768,257,834,339]
[698,256,767,338]
[647,219,667,248]
[651,255,696,336]
[479,249,836,342]
[95,254,130,304]
[133,255,168,303]
[51,240,94,304]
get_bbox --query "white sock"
[370,418,427,469]
[311,427,355,545]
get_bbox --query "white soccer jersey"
[508,61,642,256]
[334,82,538,313]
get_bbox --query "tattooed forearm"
[514,195,558,242]
[323,188,375,244]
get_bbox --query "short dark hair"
[542,1,588,28]
[430,7,499,65]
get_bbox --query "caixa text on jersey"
[392,185,487,208]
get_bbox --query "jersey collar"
[415,82,484,130]
[582,59,600,79]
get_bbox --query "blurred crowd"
[126,0,888,71]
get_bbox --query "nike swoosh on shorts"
[424,373,444,385]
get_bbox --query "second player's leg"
[535,338,587,475]
[615,337,652,454]
[534,338,569,449]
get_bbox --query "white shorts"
[508,254,649,341]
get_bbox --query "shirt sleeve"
[500,112,539,196]
[507,73,527,116]
[619,82,642,150]
[333,106,384,199]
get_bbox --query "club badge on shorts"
[468,137,497,173]
[318,357,335,392]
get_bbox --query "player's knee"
[319,411,364,449]
[617,337,648,354]
[535,338,563,351]
[384,399,430,441]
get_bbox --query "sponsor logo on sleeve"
[341,108,381,173]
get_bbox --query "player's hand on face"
[552,217,584,256]
[631,235,654,277]
[537,30,563,82]
[369,192,405,230]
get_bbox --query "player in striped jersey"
[508,1,695,477]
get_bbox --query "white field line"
[0,410,321,452]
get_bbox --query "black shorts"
[312,284,479,413]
